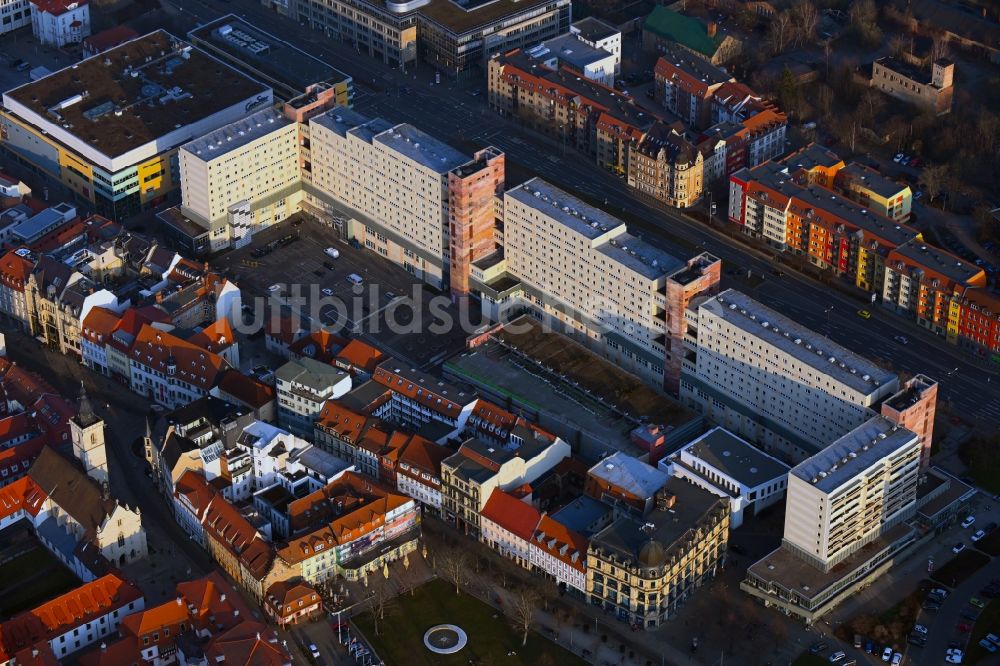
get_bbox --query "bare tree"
[791,1,819,46]
[368,580,397,637]
[860,88,885,126]
[768,10,796,54]
[437,544,471,595]
[889,34,909,59]
[928,34,950,64]
[814,83,834,120]
[508,587,540,647]
[849,0,882,47]
[920,163,949,203]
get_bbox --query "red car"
[957,623,972,632]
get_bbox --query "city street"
[148,0,1000,427]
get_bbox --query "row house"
[275,357,352,438]
[0,249,33,330]
[264,581,323,627]
[274,472,421,584]
[129,324,230,410]
[653,46,733,129]
[479,488,589,593]
[187,317,240,369]
[77,573,291,666]
[371,359,477,432]
[883,240,988,338]
[334,339,389,380]
[441,434,570,535]
[488,49,656,174]
[314,401,450,513]
[627,121,706,208]
[0,574,144,664]
[202,493,275,602]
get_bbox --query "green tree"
[777,66,801,118]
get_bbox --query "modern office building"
[285,0,571,75]
[679,289,899,463]
[189,16,354,102]
[741,416,921,622]
[587,477,729,628]
[308,107,501,289]
[662,426,789,528]
[0,31,272,219]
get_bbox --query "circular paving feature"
[423,624,468,654]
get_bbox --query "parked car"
[957,623,972,632]
[321,287,334,296]
[810,642,828,654]
[854,634,863,648]
[309,644,321,658]
[881,646,893,662]
[893,335,909,344]
[346,273,363,285]
[970,596,986,609]
[986,633,1000,646]
[979,639,998,654]
[962,515,976,528]
[972,529,986,542]
[946,648,964,664]
[894,153,906,163]
[829,652,846,663]
[913,624,928,635]
[268,284,282,293]
[325,246,340,259]
[857,309,872,319]
[960,609,978,620]
[891,653,902,665]
[922,601,940,611]
[953,542,966,554]
[914,191,923,199]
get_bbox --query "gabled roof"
[0,475,48,522]
[315,401,371,443]
[215,370,275,409]
[28,447,118,540]
[264,581,319,616]
[176,571,252,632]
[0,574,142,662]
[397,435,450,476]
[80,306,121,346]
[335,339,388,374]
[175,469,219,518]
[288,329,347,363]
[481,488,542,541]
[0,250,33,290]
[131,324,229,391]
[532,514,588,572]
[120,597,188,639]
[205,621,290,666]
[187,318,236,354]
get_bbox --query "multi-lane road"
[162,0,1000,424]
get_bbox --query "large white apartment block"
[782,416,920,571]
[482,178,685,386]
[308,107,471,289]
[179,108,301,251]
[680,289,899,463]
[570,18,621,75]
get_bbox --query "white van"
[325,247,340,259]
[346,273,363,285]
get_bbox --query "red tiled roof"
[83,25,139,53]
[80,306,121,345]
[0,475,48,522]
[532,515,588,573]
[289,329,347,363]
[187,318,236,354]
[131,324,228,391]
[315,402,371,443]
[0,437,47,478]
[215,370,275,409]
[0,250,33,292]
[205,621,290,666]
[264,581,320,618]
[30,0,88,16]
[0,574,142,662]
[119,597,188,639]
[481,489,541,541]
[335,339,388,374]
[397,435,450,478]
[177,571,253,632]
[175,469,219,518]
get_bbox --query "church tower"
[71,381,109,488]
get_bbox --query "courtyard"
[0,540,80,616]
[352,578,585,666]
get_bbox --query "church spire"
[76,380,100,428]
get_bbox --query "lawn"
[352,578,586,666]
[931,550,991,588]
[967,598,1000,664]
[0,547,80,615]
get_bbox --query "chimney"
[176,596,183,605]
[707,22,718,38]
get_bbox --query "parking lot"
[0,31,80,92]
[213,216,473,367]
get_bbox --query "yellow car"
[857,310,871,319]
